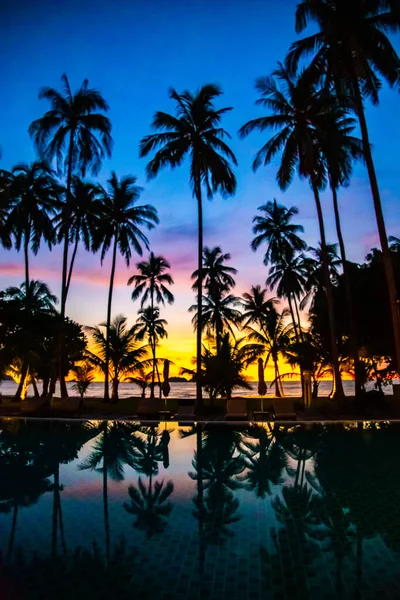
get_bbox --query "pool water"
[1,420,400,599]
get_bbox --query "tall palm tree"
[133,306,168,399]
[55,177,102,299]
[286,0,400,374]
[5,162,57,297]
[95,173,158,401]
[251,199,307,264]
[86,315,150,401]
[190,292,242,352]
[140,85,237,407]
[29,73,112,398]
[239,64,344,397]
[192,246,238,298]
[266,254,308,342]
[128,252,174,393]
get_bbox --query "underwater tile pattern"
[1,420,400,599]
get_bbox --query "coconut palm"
[239,65,344,397]
[301,243,341,307]
[86,315,150,402]
[126,367,154,398]
[124,478,174,539]
[240,285,278,329]
[266,254,308,341]
[251,199,307,264]
[192,246,238,298]
[286,0,400,374]
[55,177,102,298]
[245,306,292,397]
[140,85,237,407]
[127,253,173,394]
[71,361,95,400]
[94,173,158,401]
[189,292,242,352]
[4,280,58,313]
[29,74,112,398]
[4,162,58,296]
[133,306,168,398]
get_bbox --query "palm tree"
[266,254,308,341]
[239,65,344,397]
[133,306,168,398]
[86,315,150,401]
[0,170,12,250]
[95,173,158,401]
[124,478,174,539]
[286,0,400,374]
[128,252,174,394]
[192,246,238,298]
[189,292,242,352]
[29,74,112,398]
[245,306,292,397]
[251,199,307,264]
[71,361,95,400]
[140,85,237,407]
[240,285,278,328]
[5,162,58,297]
[55,177,102,299]
[302,243,341,305]
[5,280,58,313]
[126,367,153,398]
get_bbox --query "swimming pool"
[0,419,399,599]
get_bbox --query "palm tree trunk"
[150,288,156,398]
[351,74,400,374]
[195,176,204,409]
[293,296,303,341]
[331,184,362,398]
[14,363,28,401]
[7,503,18,559]
[32,377,39,397]
[23,230,30,302]
[41,374,49,398]
[311,178,344,400]
[59,129,75,400]
[65,229,79,299]
[104,234,118,401]
[274,357,282,397]
[287,294,300,343]
[111,376,119,401]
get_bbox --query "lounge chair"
[272,398,297,420]
[175,402,195,425]
[226,398,248,421]
[136,397,163,421]
[21,396,48,413]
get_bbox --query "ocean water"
[0,379,395,399]
[1,419,400,599]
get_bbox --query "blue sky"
[1,0,400,371]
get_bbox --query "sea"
[0,379,396,398]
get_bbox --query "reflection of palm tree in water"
[239,425,287,498]
[79,421,139,561]
[189,426,245,546]
[124,425,174,539]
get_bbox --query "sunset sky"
[1,0,400,380]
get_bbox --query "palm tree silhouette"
[240,64,345,398]
[4,280,58,399]
[192,246,237,298]
[5,162,58,297]
[286,0,400,374]
[128,253,174,396]
[94,173,158,401]
[29,73,112,398]
[140,85,237,407]
[55,176,102,299]
[133,306,168,398]
[251,199,306,265]
[244,304,292,397]
[0,169,12,250]
[86,315,150,402]
[79,421,139,560]
[266,253,308,342]
[190,292,242,352]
